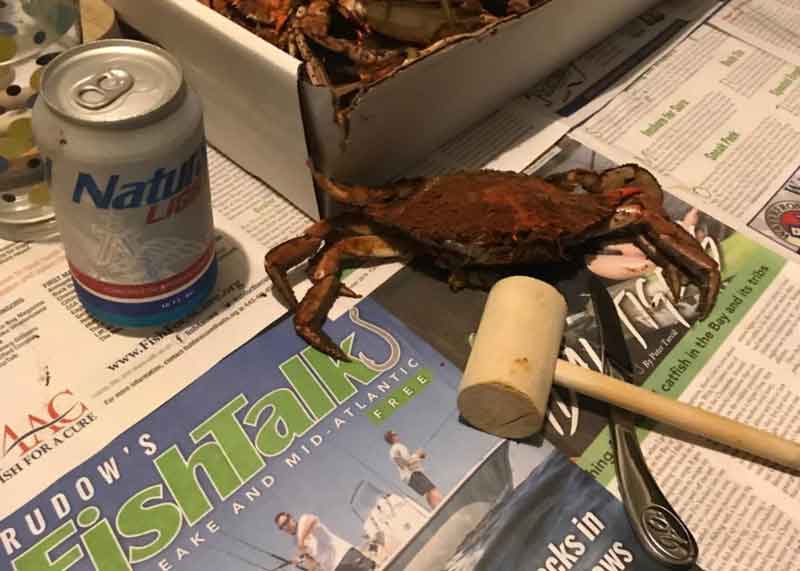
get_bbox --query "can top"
[39,39,185,127]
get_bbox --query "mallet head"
[458,276,567,439]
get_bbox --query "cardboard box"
[110,0,659,218]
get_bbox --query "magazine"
[2,290,702,571]
[0,295,510,571]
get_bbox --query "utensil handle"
[611,409,698,568]
[554,360,800,471]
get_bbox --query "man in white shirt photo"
[275,511,376,571]
[385,430,443,510]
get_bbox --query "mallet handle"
[554,360,800,471]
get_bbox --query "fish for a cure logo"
[765,201,800,247]
[1,390,96,484]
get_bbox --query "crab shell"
[345,171,641,266]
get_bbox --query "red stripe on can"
[70,242,215,300]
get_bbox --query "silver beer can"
[32,39,217,327]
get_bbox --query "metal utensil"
[589,276,699,569]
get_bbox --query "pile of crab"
[200,0,542,89]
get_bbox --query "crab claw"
[602,165,721,320]
[650,219,720,320]
[295,275,352,362]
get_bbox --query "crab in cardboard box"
[265,165,721,361]
[201,0,530,89]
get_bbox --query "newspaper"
[0,147,401,520]
[573,23,800,256]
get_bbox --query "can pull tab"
[72,69,134,110]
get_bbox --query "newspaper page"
[526,0,724,126]
[573,24,800,256]
[0,147,401,520]
[0,294,699,571]
[523,136,800,571]
[712,0,800,66]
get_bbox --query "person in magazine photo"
[385,430,443,510]
[275,511,377,571]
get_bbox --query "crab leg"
[609,166,687,298]
[265,214,381,307]
[640,212,720,319]
[290,27,331,86]
[305,219,384,297]
[605,202,719,318]
[265,219,334,308]
[296,274,346,359]
[295,0,404,70]
[633,234,687,299]
[311,168,422,205]
[295,235,412,361]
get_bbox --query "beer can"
[31,39,217,327]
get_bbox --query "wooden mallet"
[457,276,800,471]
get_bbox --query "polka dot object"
[35,52,61,66]
[0,85,35,110]
[28,182,50,206]
[0,118,36,165]
[7,118,35,146]
[3,148,42,174]
[0,137,31,161]
[29,67,43,91]
[0,36,17,63]
[0,1,81,240]
[0,66,14,90]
